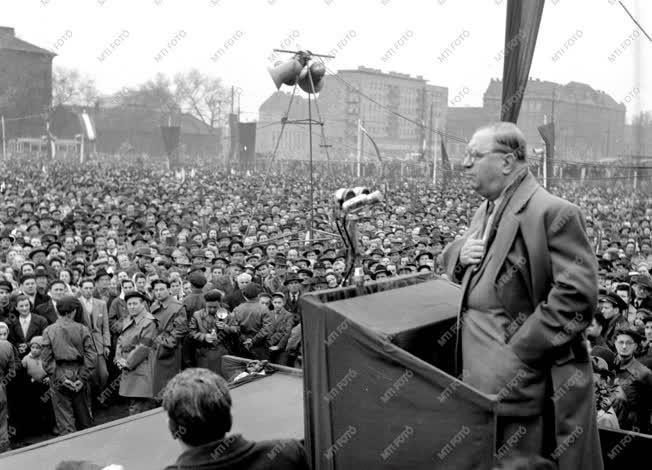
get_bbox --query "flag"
[359,122,382,164]
[440,138,450,187]
[45,119,57,159]
[538,122,554,178]
[79,111,96,140]
[501,0,545,122]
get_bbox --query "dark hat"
[29,247,47,259]
[0,230,14,242]
[271,292,285,300]
[599,292,628,311]
[94,268,113,281]
[283,274,302,285]
[34,267,49,279]
[124,291,150,303]
[204,289,224,302]
[72,246,87,255]
[636,308,652,323]
[297,268,314,277]
[57,296,81,315]
[136,247,153,259]
[615,324,645,344]
[188,271,207,289]
[591,356,614,379]
[0,280,12,292]
[187,263,206,275]
[632,274,652,290]
[242,282,262,299]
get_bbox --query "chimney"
[0,26,15,37]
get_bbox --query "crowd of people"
[0,154,650,454]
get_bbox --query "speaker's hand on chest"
[460,231,485,267]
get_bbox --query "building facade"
[483,78,626,161]
[36,105,221,160]
[257,66,447,163]
[0,26,55,140]
[444,107,492,161]
[257,91,311,161]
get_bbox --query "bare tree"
[110,73,180,113]
[174,69,230,130]
[52,66,99,107]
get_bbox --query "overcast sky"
[2,0,649,123]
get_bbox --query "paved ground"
[9,399,131,451]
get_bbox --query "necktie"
[481,200,495,239]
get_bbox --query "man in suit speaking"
[441,122,602,470]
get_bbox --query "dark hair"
[151,278,170,288]
[80,278,95,288]
[48,279,67,291]
[20,273,36,284]
[121,278,134,287]
[162,368,232,446]
[14,294,30,306]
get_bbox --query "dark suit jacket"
[441,170,601,470]
[33,291,50,310]
[35,300,59,325]
[8,313,48,351]
[284,293,302,315]
[224,289,245,311]
[163,434,308,470]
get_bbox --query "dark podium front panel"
[301,274,500,470]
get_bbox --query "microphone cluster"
[333,187,384,214]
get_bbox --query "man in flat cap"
[115,290,158,415]
[150,278,188,399]
[231,283,272,361]
[599,291,629,347]
[267,292,294,366]
[188,290,238,377]
[0,280,14,325]
[631,274,652,311]
[41,296,97,435]
[612,324,652,433]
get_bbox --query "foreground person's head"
[162,368,232,447]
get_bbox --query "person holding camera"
[189,290,238,377]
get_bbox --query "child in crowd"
[22,336,48,384]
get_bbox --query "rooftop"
[0,26,55,56]
[338,66,428,83]
[484,78,624,108]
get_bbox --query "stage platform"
[0,369,304,470]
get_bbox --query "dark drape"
[500,0,545,123]
[441,138,450,188]
[160,125,180,168]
